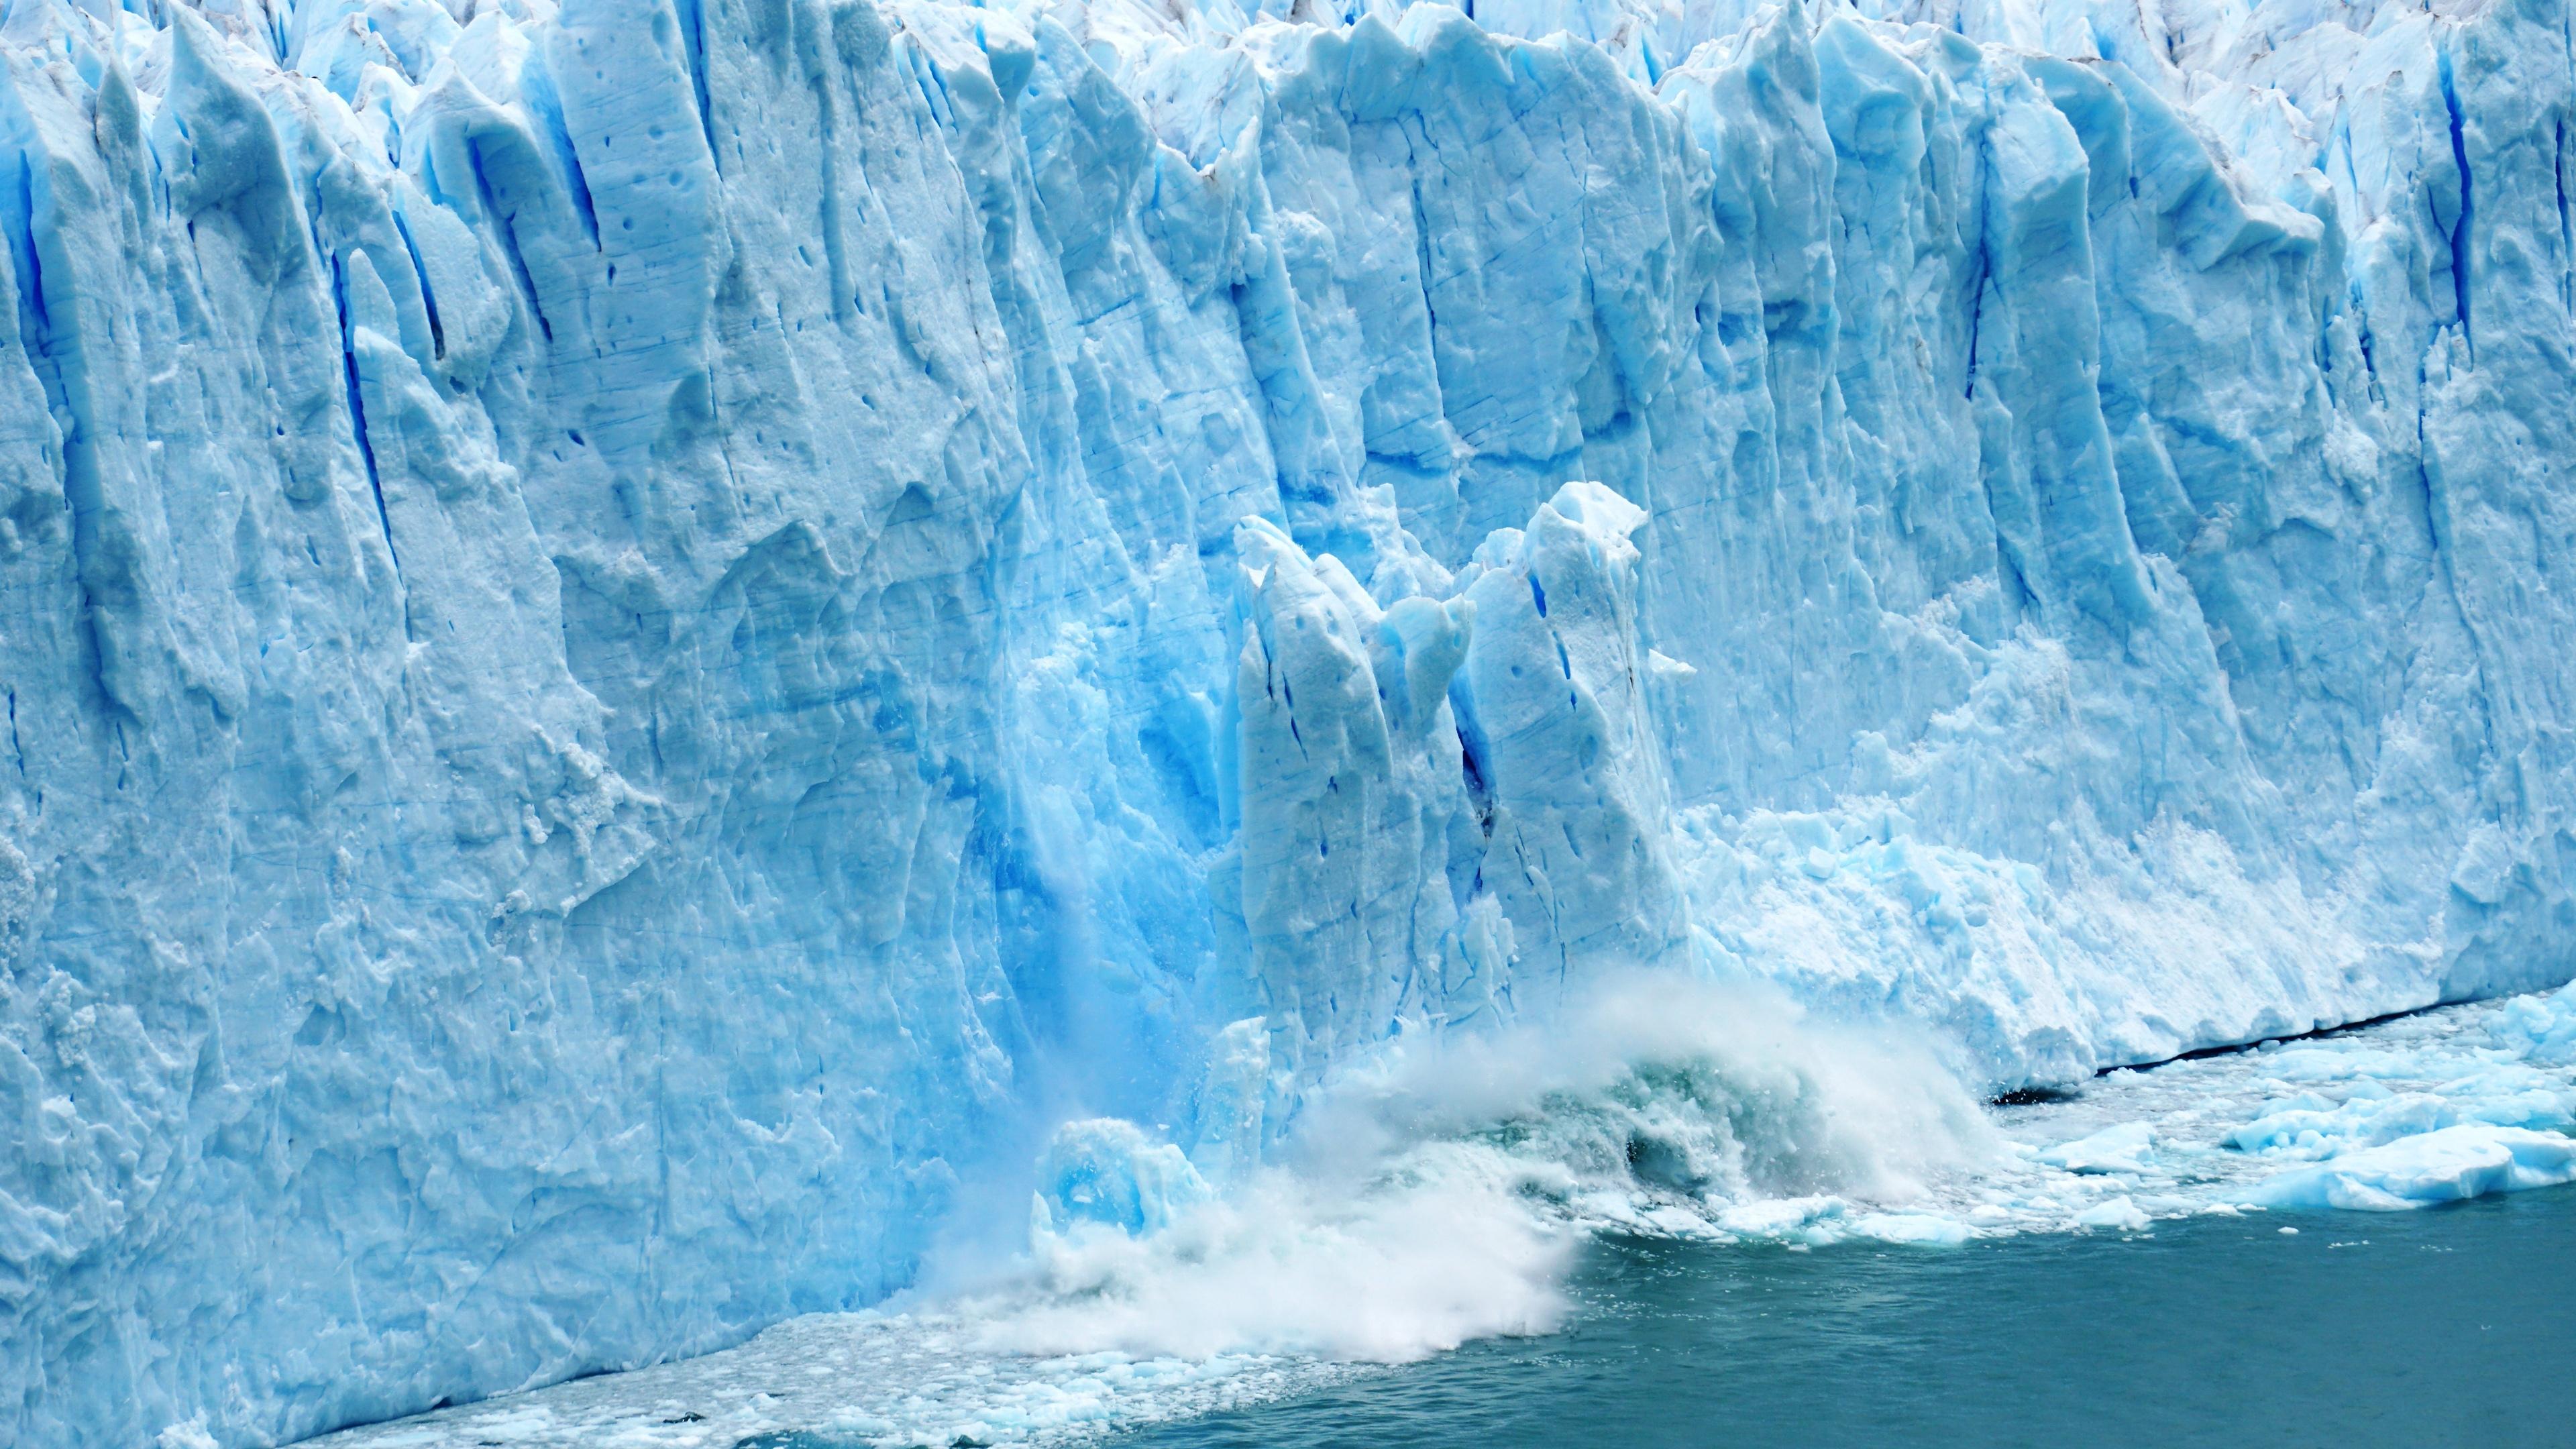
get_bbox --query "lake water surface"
[1118,1185,2576,1449]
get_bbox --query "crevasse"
[3,0,2575,1443]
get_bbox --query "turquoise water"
[1117,1185,2576,1449]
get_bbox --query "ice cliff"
[6,0,2576,1442]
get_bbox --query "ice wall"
[5,0,2576,1442]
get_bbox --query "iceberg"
[2486,979,2576,1067]
[3,0,2576,1444]
[2243,1125,2576,1211]
[2068,1195,2152,1233]
[2035,1120,2156,1175]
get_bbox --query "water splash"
[303,981,2576,1449]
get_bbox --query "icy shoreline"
[299,980,2576,1449]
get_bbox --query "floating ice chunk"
[1715,1195,1851,1242]
[1035,1120,1214,1238]
[2035,1122,2156,1174]
[1852,1212,1972,1246]
[2432,1070,2576,1133]
[2245,1126,2576,1211]
[2227,1069,2575,1161]
[2224,1092,2461,1157]
[2488,982,2576,1067]
[2071,1197,2151,1232]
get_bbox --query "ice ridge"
[4,0,2576,1444]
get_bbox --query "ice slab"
[2244,1126,2576,1211]
[2036,1122,2157,1175]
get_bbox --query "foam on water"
[305,978,2576,1449]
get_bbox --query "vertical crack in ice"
[2437,39,2475,354]
[389,210,448,360]
[673,0,724,179]
[327,252,404,588]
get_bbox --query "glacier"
[5,0,2576,1442]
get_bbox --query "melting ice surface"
[305,978,2576,1449]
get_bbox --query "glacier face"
[5,0,2576,1442]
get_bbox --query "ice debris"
[2035,1122,2157,1175]
[317,987,2576,1449]
[2243,1126,2576,1212]
[2487,981,2576,1068]
[1033,1120,1214,1239]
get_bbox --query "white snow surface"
[7,0,2576,1442]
